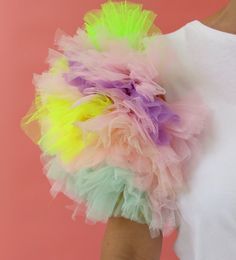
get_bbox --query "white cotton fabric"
[155,20,236,260]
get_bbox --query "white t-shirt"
[154,20,236,260]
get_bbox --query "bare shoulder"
[200,3,236,35]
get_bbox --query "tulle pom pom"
[20,0,210,238]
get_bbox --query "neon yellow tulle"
[20,0,161,163]
[84,1,160,49]
[21,93,113,163]
[49,56,69,75]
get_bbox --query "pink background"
[1,0,227,259]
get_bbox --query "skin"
[201,0,236,34]
[100,217,162,260]
[100,1,236,260]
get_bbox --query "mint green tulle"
[44,156,153,225]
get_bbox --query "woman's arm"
[100,217,163,260]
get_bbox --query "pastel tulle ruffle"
[20,0,209,238]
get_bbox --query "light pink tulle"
[28,27,211,238]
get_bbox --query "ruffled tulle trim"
[20,0,210,238]
[42,154,181,238]
[83,0,161,49]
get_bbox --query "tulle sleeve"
[20,0,209,238]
